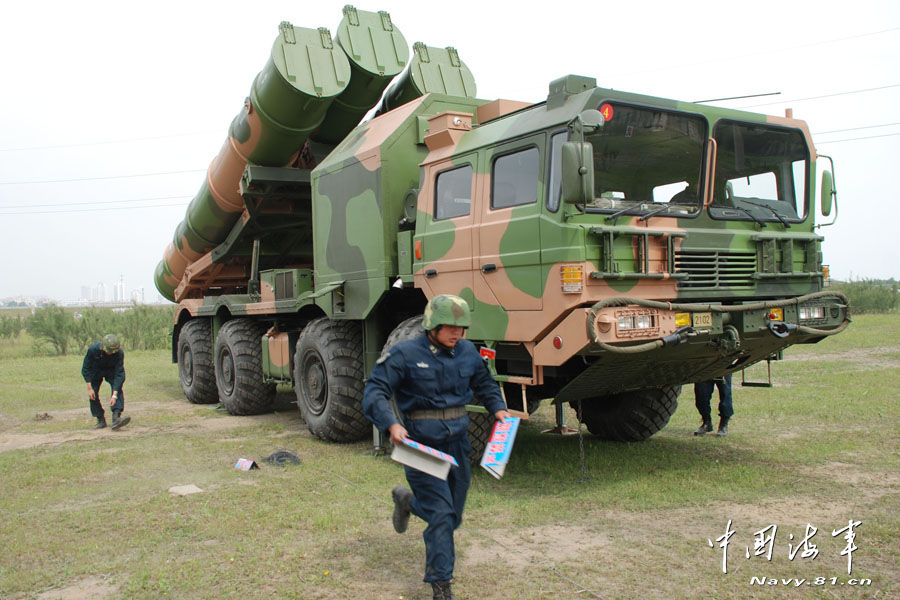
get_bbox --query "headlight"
[617,314,655,331]
[799,305,826,320]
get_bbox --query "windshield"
[583,103,707,218]
[711,120,809,223]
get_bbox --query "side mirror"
[580,109,604,130]
[561,141,594,205]
[820,170,834,217]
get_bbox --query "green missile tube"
[375,42,476,115]
[154,258,177,303]
[156,21,351,302]
[313,6,409,144]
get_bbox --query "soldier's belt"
[405,406,466,421]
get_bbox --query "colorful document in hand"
[391,437,459,480]
[480,417,521,479]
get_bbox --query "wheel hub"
[181,347,194,385]
[220,348,235,395]
[302,351,328,416]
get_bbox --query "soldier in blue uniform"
[363,295,510,600]
[81,333,131,430]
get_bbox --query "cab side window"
[546,131,567,212]
[492,147,539,209]
[434,165,473,220]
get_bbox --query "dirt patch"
[0,413,19,432]
[0,396,302,454]
[461,522,614,573]
[0,430,127,453]
[32,575,118,600]
[796,461,900,504]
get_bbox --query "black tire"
[382,316,496,465]
[380,315,425,430]
[294,318,368,442]
[178,319,218,404]
[467,411,494,465]
[214,319,276,415]
[574,386,681,442]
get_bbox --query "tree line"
[831,279,899,314]
[0,304,176,355]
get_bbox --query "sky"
[1,0,898,302]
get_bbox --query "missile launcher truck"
[155,6,849,452]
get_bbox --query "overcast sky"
[1,0,898,302]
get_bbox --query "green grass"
[1,316,898,599]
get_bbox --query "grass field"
[0,315,898,599]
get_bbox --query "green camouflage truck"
[155,6,849,450]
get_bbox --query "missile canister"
[376,42,476,115]
[155,22,351,302]
[312,6,409,144]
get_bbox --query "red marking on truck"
[600,103,614,121]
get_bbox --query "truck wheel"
[178,319,218,404]
[467,411,493,464]
[214,319,276,415]
[382,316,497,465]
[575,386,681,442]
[294,318,368,442]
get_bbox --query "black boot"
[431,581,455,600]
[716,418,729,436]
[93,416,107,429]
[392,486,413,533]
[111,410,131,431]
[693,418,713,436]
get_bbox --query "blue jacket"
[81,341,125,391]
[363,334,506,435]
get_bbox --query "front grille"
[675,250,756,289]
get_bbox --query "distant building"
[2,296,37,308]
[114,276,125,302]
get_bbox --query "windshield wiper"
[604,202,644,221]
[729,205,767,227]
[639,203,677,222]
[740,199,791,228]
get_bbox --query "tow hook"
[661,326,697,347]
[768,321,798,338]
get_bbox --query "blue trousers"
[88,376,124,418]
[403,415,471,583]
[694,373,733,420]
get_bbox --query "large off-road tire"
[574,386,681,442]
[294,318,368,442]
[467,411,494,465]
[214,319,276,415]
[178,319,218,404]
[382,315,496,465]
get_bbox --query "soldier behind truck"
[82,334,131,430]
[693,374,733,436]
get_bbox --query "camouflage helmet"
[423,294,471,330]
[102,334,121,353]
